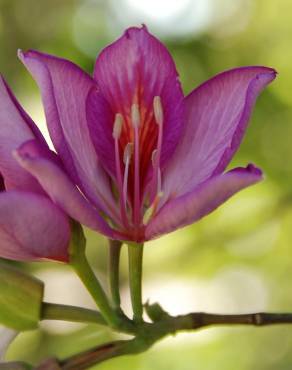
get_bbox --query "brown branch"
[182,312,292,329]
[59,340,135,370]
[51,311,292,369]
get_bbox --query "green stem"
[71,251,120,328]
[69,222,120,328]
[41,302,106,325]
[128,243,144,323]
[108,240,122,311]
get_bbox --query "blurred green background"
[2,0,292,369]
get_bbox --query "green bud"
[145,301,170,322]
[0,260,44,330]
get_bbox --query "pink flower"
[0,26,276,248]
[0,77,70,261]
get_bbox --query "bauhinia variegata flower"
[0,77,70,262]
[0,25,276,259]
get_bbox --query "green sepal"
[0,260,44,330]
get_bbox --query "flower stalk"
[41,302,106,326]
[108,240,122,311]
[128,243,144,323]
[69,222,119,328]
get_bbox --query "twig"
[56,311,292,369]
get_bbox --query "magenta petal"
[146,164,263,240]
[92,25,184,176]
[162,67,276,199]
[14,140,116,238]
[18,50,116,215]
[0,191,70,262]
[86,90,115,177]
[0,76,46,193]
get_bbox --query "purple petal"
[91,25,184,179]
[161,67,276,200]
[146,164,263,240]
[0,191,70,262]
[18,50,117,216]
[0,76,46,193]
[86,89,116,179]
[14,140,116,238]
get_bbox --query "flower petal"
[18,50,117,216]
[146,164,262,240]
[161,67,276,200]
[91,25,184,178]
[14,140,117,238]
[86,89,116,178]
[0,76,46,193]
[0,191,70,262]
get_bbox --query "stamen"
[131,103,141,227]
[151,149,157,166]
[153,96,163,126]
[112,113,123,139]
[113,113,129,228]
[123,143,133,217]
[131,103,141,128]
[123,142,134,165]
[151,96,164,199]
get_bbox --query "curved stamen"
[142,97,164,226]
[152,96,164,198]
[131,104,141,227]
[113,113,129,228]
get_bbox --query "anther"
[151,149,158,166]
[123,143,134,165]
[112,113,123,139]
[153,96,163,126]
[131,104,141,128]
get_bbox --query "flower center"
[112,96,164,236]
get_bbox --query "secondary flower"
[0,77,70,262]
[2,26,276,244]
